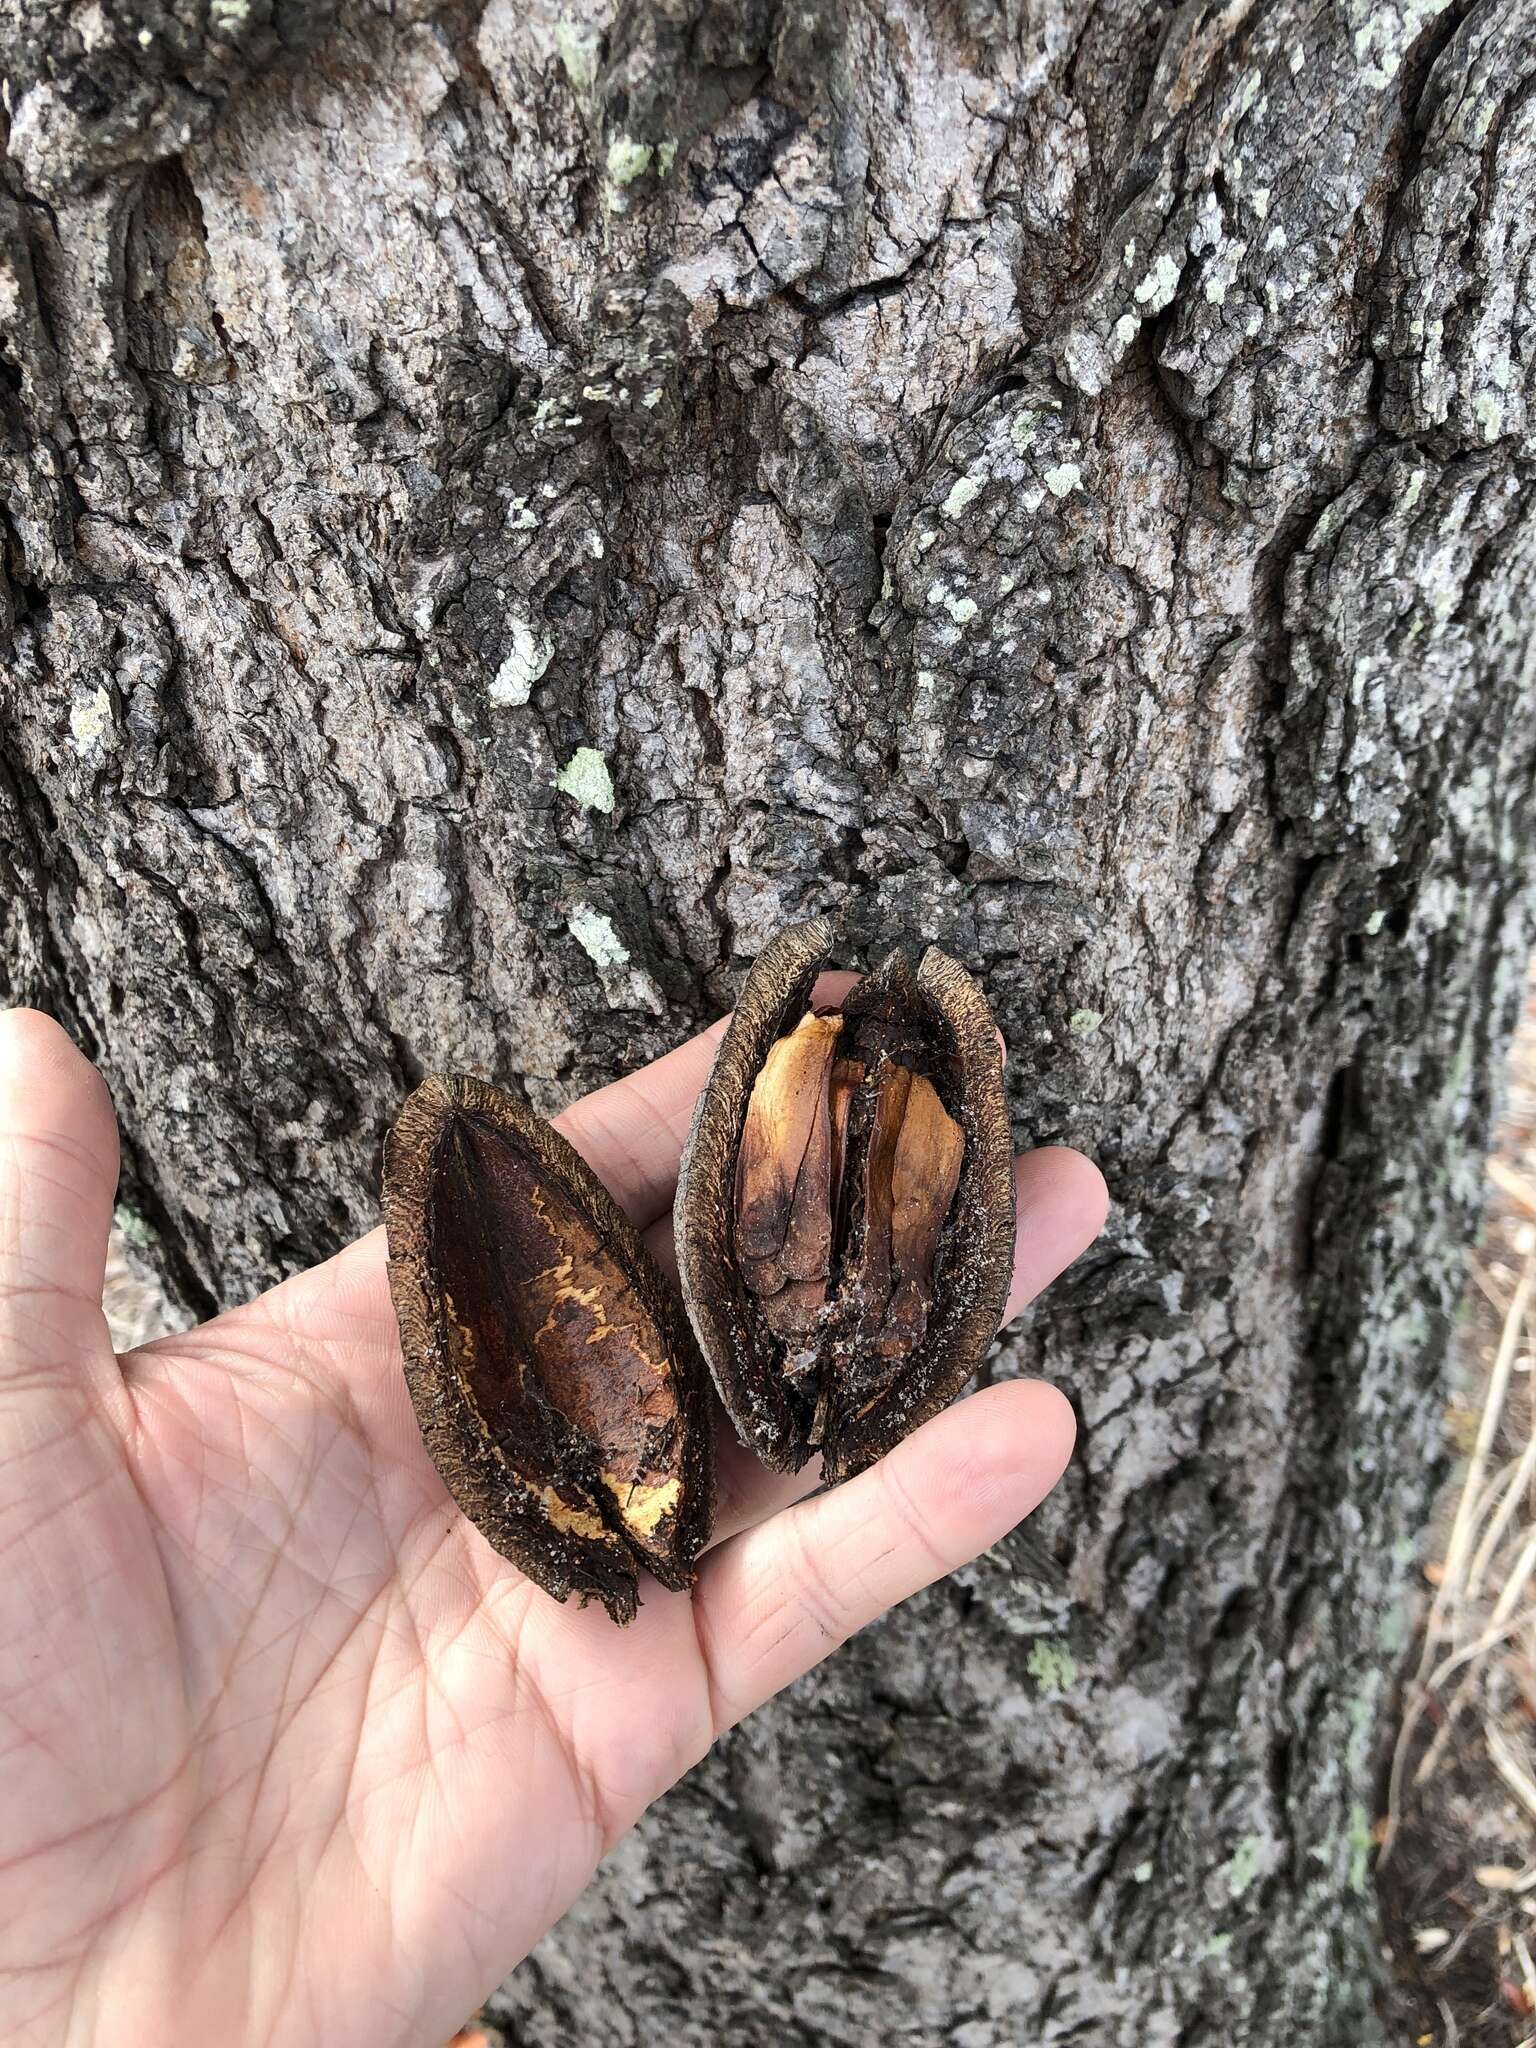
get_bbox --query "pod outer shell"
[384,1072,715,1624]
[674,925,1017,1482]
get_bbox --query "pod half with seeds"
[675,921,1016,1483]
[384,1074,714,1624]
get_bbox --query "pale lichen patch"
[1473,391,1503,439]
[926,578,980,626]
[1027,1639,1077,1692]
[607,135,653,185]
[69,687,113,754]
[491,619,552,706]
[553,19,600,92]
[556,746,616,813]
[942,474,983,519]
[567,904,629,967]
[1227,1836,1267,1898]
[1008,400,1059,453]
[113,1202,158,1248]
[1044,462,1083,498]
[1133,252,1181,312]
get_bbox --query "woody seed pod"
[384,1074,714,1624]
[675,920,1016,1483]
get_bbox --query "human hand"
[0,989,1106,2048]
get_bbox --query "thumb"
[0,1008,122,1393]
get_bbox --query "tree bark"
[3,0,1535,2037]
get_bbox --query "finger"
[707,1427,823,1550]
[693,1379,1075,1730]
[554,969,860,1229]
[1004,1146,1107,1324]
[0,1007,121,1386]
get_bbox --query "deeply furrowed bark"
[3,0,1535,2038]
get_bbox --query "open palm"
[0,997,1105,2048]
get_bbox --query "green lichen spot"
[567,904,629,968]
[69,687,113,754]
[1133,1860,1153,1883]
[1026,1639,1077,1693]
[1198,1932,1234,1963]
[1473,390,1503,439]
[1364,907,1387,935]
[1044,462,1083,498]
[1070,1008,1103,1037]
[554,20,599,91]
[607,135,653,186]
[556,746,615,813]
[942,474,983,519]
[1009,409,1041,452]
[113,1204,158,1250]
[1227,1835,1264,1898]
[1377,1599,1410,1653]
[926,579,980,626]
[1347,1803,1373,1894]
[656,140,678,175]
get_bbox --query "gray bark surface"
[3,0,1535,2038]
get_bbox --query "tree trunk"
[4,0,1535,2036]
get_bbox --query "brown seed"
[675,921,1016,1482]
[383,1074,713,1624]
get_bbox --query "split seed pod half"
[384,1074,713,1624]
[675,920,1016,1484]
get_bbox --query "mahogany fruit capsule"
[675,920,1016,1483]
[383,1074,714,1624]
